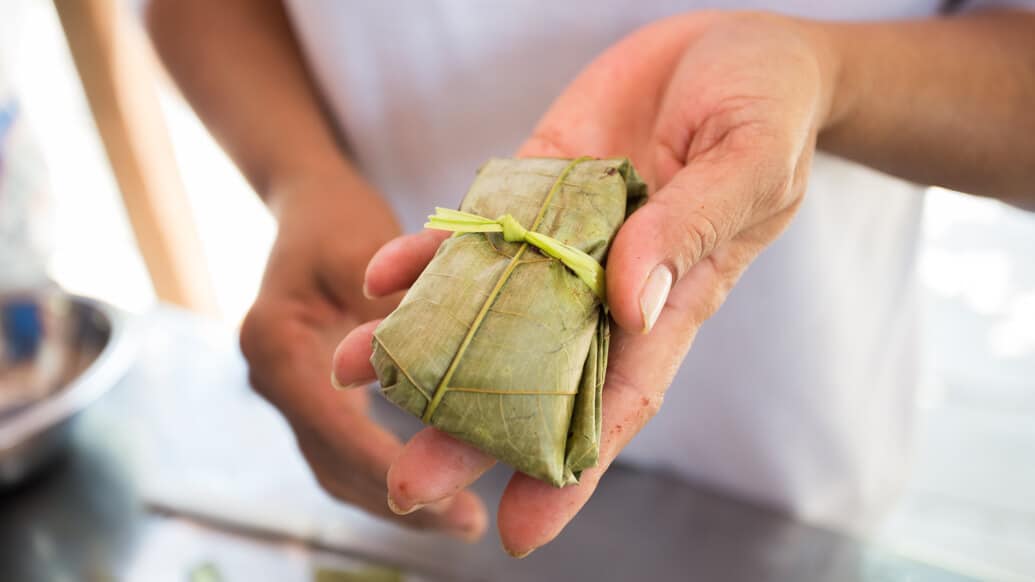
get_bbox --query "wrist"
[271,166,402,263]
[709,12,849,136]
[798,18,856,137]
[264,160,381,221]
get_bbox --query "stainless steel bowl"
[0,291,135,487]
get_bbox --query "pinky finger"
[331,320,381,390]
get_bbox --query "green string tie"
[425,207,607,303]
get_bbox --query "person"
[147,0,1035,558]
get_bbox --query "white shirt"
[281,0,1017,531]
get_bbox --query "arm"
[146,0,486,539]
[820,10,1035,208]
[147,0,400,275]
[148,0,358,206]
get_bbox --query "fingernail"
[503,544,535,559]
[387,492,424,515]
[330,372,363,391]
[362,280,374,300]
[639,265,672,333]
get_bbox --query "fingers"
[364,229,450,299]
[296,412,488,542]
[330,319,379,389]
[419,489,489,541]
[329,321,496,540]
[330,319,381,390]
[323,322,492,539]
[335,418,488,541]
[387,427,496,514]
[385,489,488,541]
[496,366,663,557]
[335,236,498,539]
[497,265,727,557]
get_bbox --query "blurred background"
[2,1,1033,581]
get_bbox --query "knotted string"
[425,207,607,302]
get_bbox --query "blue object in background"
[0,98,19,181]
[2,299,43,361]
[0,98,18,139]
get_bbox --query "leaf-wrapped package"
[371,157,645,486]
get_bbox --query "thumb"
[606,152,792,333]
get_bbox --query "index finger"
[364,229,450,299]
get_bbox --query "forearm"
[814,9,1035,208]
[146,0,381,214]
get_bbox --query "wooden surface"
[52,0,217,314]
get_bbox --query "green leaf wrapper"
[371,157,646,487]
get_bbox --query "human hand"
[239,174,489,540]
[333,11,838,556]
